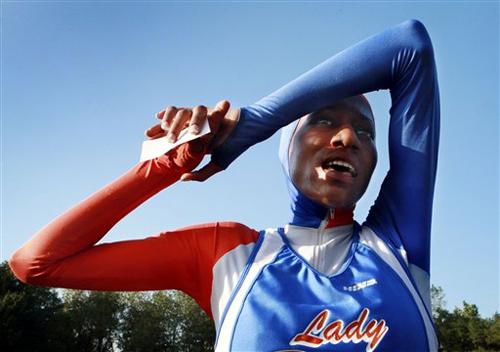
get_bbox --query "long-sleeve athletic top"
[9,19,439,351]
[212,18,439,275]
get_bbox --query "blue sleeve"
[212,20,439,273]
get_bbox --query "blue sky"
[2,2,498,317]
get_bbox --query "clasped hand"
[145,100,239,182]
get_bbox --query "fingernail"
[167,134,175,143]
[190,125,200,134]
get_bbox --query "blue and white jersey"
[211,19,440,351]
[215,225,437,351]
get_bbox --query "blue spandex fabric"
[212,19,439,273]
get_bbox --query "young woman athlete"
[10,19,439,351]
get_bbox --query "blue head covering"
[278,118,330,228]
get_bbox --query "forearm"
[9,152,188,283]
[212,19,434,168]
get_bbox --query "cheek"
[288,149,301,187]
[290,153,308,187]
[289,148,317,192]
[289,135,310,181]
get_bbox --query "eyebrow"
[308,110,374,126]
[306,109,376,139]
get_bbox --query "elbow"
[400,19,435,61]
[8,249,32,284]
[8,248,48,285]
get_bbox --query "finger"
[145,123,165,138]
[209,105,239,151]
[214,99,230,113]
[156,105,176,120]
[148,131,167,140]
[180,162,223,182]
[167,109,192,143]
[156,110,165,120]
[207,100,231,137]
[160,106,178,131]
[146,131,166,140]
[189,105,207,134]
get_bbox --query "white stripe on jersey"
[409,263,432,314]
[359,226,438,352]
[211,242,256,328]
[215,229,283,351]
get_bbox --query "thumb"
[180,162,223,182]
[208,100,231,134]
[214,99,230,115]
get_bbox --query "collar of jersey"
[284,223,353,246]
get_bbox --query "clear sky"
[2,1,499,317]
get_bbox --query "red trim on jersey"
[326,207,354,228]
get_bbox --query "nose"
[330,125,359,149]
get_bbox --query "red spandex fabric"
[9,143,259,318]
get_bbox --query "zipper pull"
[330,208,335,221]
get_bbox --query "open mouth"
[321,159,357,177]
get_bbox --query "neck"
[289,189,355,228]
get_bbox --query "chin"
[295,175,365,210]
[312,189,357,209]
[316,179,369,209]
[320,197,355,210]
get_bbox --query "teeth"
[324,160,357,175]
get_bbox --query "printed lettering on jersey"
[343,278,378,292]
[289,308,388,351]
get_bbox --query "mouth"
[321,158,357,177]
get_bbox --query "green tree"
[432,285,498,352]
[462,302,487,349]
[119,291,181,351]
[431,284,446,319]
[175,291,215,351]
[119,290,215,352]
[0,261,70,352]
[485,313,500,350]
[63,290,123,352]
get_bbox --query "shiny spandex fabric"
[213,20,439,350]
[9,19,439,352]
[213,19,439,273]
[9,142,260,318]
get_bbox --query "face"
[289,97,377,209]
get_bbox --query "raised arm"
[212,20,439,272]
[8,102,259,317]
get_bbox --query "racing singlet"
[215,225,437,351]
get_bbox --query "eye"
[315,118,334,126]
[355,129,374,140]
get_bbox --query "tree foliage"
[62,290,123,351]
[118,291,215,351]
[431,285,499,351]
[1,262,214,351]
[2,262,498,351]
[0,261,68,351]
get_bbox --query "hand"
[144,100,239,182]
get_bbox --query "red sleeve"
[8,144,259,318]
